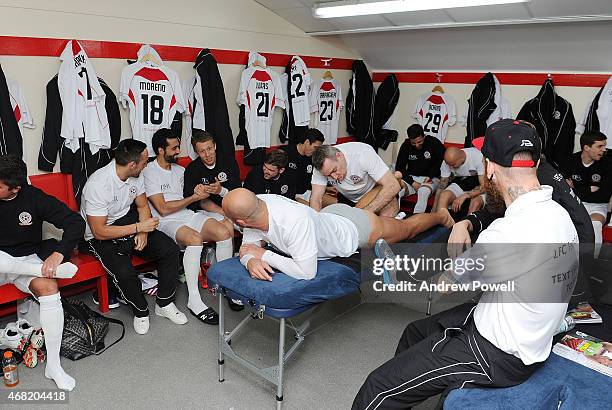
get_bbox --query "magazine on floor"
[553,330,612,377]
[567,302,603,324]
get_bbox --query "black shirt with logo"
[282,144,313,195]
[562,152,612,204]
[0,185,85,258]
[183,156,241,209]
[395,135,446,184]
[243,166,295,199]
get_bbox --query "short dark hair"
[152,128,180,156]
[299,128,325,145]
[191,129,215,147]
[407,124,424,140]
[115,139,147,166]
[580,130,607,151]
[0,154,27,189]
[265,149,288,169]
[312,145,339,170]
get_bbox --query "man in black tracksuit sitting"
[243,149,295,199]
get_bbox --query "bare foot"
[437,208,455,228]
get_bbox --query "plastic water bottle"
[2,350,19,387]
[556,315,575,335]
[199,246,216,289]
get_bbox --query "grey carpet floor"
[1,284,446,410]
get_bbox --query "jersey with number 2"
[237,67,285,149]
[120,62,186,155]
[413,92,456,143]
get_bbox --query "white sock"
[0,251,77,278]
[183,246,207,313]
[215,239,233,262]
[39,293,75,391]
[593,220,603,258]
[414,187,432,214]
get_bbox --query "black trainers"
[92,291,123,309]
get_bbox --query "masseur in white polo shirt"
[353,119,579,409]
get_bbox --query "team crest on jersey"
[289,162,297,170]
[281,185,288,194]
[349,175,363,183]
[18,212,32,226]
[217,172,228,183]
[307,165,312,173]
[592,174,601,182]
[424,151,431,159]
[129,186,137,196]
[553,111,561,120]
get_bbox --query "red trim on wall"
[372,72,611,88]
[0,35,354,69]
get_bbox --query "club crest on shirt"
[349,175,363,183]
[306,165,312,173]
[18,211,32,226]
[424,151,431,159]
[592,174,601,182]
[217,172,228,183]
[129,186,137,196]
[553,110,561,120]
[289,162,297,170]
[281,185,288,194]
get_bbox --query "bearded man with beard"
[448,120,594,303]
[353,119,580,409]
[141,128,238,325]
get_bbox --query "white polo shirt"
[241,194,359,280]
[142,160,192,221]
[440,147,484,178]
[81,160,145,241]
[473,186,579,365]
[311,142,390,203]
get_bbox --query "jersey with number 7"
[120,63,186,155]
[310,79,343,144]
[237,67,285,149]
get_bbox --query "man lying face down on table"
[222,188,454,281]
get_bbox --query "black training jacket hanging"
[38,76,121,204]
[465,72,497,147]
[346,60,376,149]
[583,88,603,134]
[516,79,576,170]
[373,74,399,150]
[0,63,23,157]
[193,49,234,157]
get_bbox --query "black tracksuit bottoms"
[352,303,540,409]
[88,229,180,318]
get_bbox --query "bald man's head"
[222,188,266,228]
[444,147,466,169]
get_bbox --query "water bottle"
[2,350,19,387]
[556,315,575,335]
[200,246,216,289]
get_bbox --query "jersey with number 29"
[413,92,456,143]
[120,62,186,155]
[310,79,343,144]
[237,67,285,149]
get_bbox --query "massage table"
[207,227,451,409]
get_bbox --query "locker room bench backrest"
[29,173,78,211]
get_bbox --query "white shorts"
[158,210,225,242]
[445,183,466,198]
[583,202,609,218]
[0,254,41,294]
[296,190,311,202]
[404,176,440,196]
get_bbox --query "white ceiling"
[255,0,612,35]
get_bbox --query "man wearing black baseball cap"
[353,119,579,409]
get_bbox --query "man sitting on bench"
[309,142,402,218]
[0,154,84,391]
[243,149,295,199]
[223,189,453,281]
